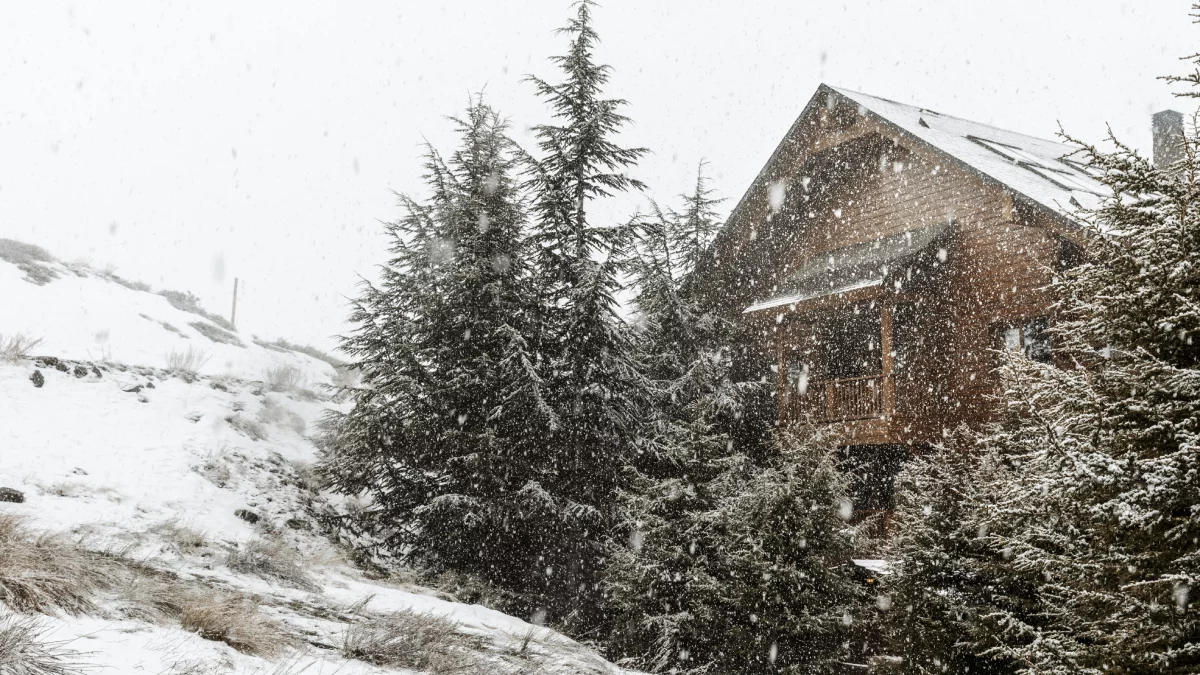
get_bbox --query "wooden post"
[880,303,895,417]
[231,278,239,329]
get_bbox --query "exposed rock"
[234,508,262,525]
[0,487,24,503]
[71,467,88,476]
[137,394,149,403]
[210,381,228,391]
[73,365,88,378]
[122,384,144,394]
[33,356,59,368]
[284,518,312,531]
[29,370,44,388]
[145,381,155,389]
[91,366,102,378]
[54,362,69,373]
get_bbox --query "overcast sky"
[1,1,1196,352]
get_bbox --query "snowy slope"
[0,245,628,674]
[0,253,338,384]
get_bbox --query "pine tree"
[607,427,867,674]
[883,435,1027,674]
[318,100,557,597]
[605,167,865,673]
[515,0,653,626]
[887,16,1200,670]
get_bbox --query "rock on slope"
[0,243,629,674]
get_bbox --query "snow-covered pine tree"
[516,0,653,626]
[883,434,1027,674]
[608,426,867,674]
[605,167,865,672]
[318,100,557,599]
[898,24,1200,671]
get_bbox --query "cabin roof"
[829,86,1108,218]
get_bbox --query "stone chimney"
[1153,110,1185,168]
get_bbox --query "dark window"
[993,316,1052,364]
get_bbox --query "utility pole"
[231,277,239,329]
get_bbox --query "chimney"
[1153,109,1185,168]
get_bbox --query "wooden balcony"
[787,374,890,422]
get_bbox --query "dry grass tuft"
[226,537,318,592]
[0,514,116,615]
[166,347,210,376]
[262,364,306,393]
[149,519,208,553]
[0,333,43,363]
[180,593,290,657]
[107,567,188,624]
[0,614,86,675]
[341,610,481,673]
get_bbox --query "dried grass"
[341,610,480,673]
[180,593,290,657]
[262,365,306,393]
[0,514,116,615]
[0,333,43,363]
[166,347,210,376]
[0,614,86,675]
[225,537,318,592]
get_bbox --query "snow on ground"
[0,246,629,674]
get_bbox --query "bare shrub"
[0,614,85,675]
[257,398,306,436]
[0,514,116,614]
[180,593,289,657]
[225,537,318,592]
[262,364,306,393]
[0,238,59,285]
[189,321,243,347]
[341,610,480,672]
[0,333,43,363]
[226,415,268,441]
[166,347,210,376]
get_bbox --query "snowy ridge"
[0,245,630,674]
[0,252,339,384]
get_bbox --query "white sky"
[1,1,1195,352]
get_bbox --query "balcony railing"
[789,374,886,422]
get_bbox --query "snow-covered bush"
[0,238,58,285]
[189,321,242,347]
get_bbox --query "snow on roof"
[830,86,1109,221]
[852,558,892,575]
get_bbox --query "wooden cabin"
[694,85,1112,520]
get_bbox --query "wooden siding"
[729,111,1064,445]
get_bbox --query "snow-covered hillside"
[0,241,628,674]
